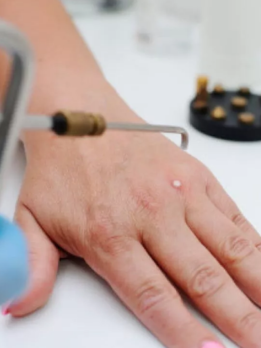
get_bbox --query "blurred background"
[60,0,261,90]
[61,0,201,54]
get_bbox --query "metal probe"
[107,123,188,150]
[23,112,189,150]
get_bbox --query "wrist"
[23,78,143,154]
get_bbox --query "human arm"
[1,2,261,348]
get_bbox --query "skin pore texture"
[1,1,261,348]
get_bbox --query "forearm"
[0,0,135,123]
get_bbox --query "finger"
[144,217,261,348]
[207,178,261,247]
[57,247,69,259]
[9,203,60,317]
[86,236,222,348]
[187,197,261,307]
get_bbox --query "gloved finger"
[0,216,29,307]
[8,203,60,317]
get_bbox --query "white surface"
[1,9,261,348]
[199,0,261,89]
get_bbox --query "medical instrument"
[23,112,188,150]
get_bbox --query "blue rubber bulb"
[0,216,29,306]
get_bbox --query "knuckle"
[238,311,261,333]
[222,235,255,265]
[255,242,261,252]
[86,211,133,258]
[88,217,113,246]
[135,280,176,316]
[90,230,133,257]
[232,212,247,229]
[189,265,226,299]
[101,234,133,256]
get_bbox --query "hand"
[10,105,261,348]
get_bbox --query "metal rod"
[107,123,189,150]
[23,115,189,150]
[23,115,52,130]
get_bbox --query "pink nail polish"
[1,307,10,316]
[1,302,11,316]
[202,342,225,348]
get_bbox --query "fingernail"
[202,342,225,348]
[1,307,10,316]
[1,302,11,316]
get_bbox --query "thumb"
[8,203,60,317]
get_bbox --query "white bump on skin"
[173,180,182,188]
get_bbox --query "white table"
[0,9,260,348]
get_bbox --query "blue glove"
[0,216,29,306]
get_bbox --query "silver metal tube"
[107,122,189,150]
[23,115,52,130]
[23,116,189,150]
